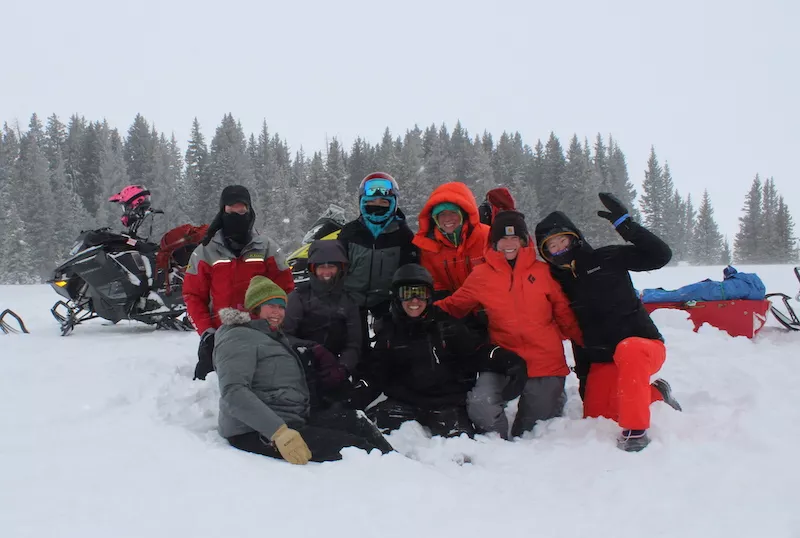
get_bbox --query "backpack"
[478,187,517,226]
[156,223,209,291]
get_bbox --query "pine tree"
[465,134,494,197]
[64,115,86,192]
[94,128,130,229]
[207,114,255,213]
[774,196,798,263]
[693,190,725,265]
[124,114,154,186]
[450,121,471,182]
[639,146,668,238]
[15,126,56,276]
[303,151,328,225]
[539,132,566,215]
[43,114,67,171]
[682,193,696,263]
[324,138,350,214]
[184,118,210,224]
[558,135,597,240]
[606,137,639,222]
[0,199,35,284]
[734,175,763,263]
[347,137,373,196]
[76,122,105,216]
[398,127,426,222]
[758,177,779,261]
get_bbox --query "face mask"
[221,211,252,241]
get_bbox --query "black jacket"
[338,209,419,312]
[534,211,672,364]
[365,306,483,409]
[284,241,362,371]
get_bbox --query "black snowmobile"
[47,185,206,336]
[0,309,29,334]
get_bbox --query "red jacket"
[183,231,294,334]
[435,245,583,378]
[413,182,490,294]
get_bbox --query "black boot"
[652,378,682,411]
[617,429,650,452]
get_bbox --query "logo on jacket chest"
[527,274,536,284]
[586,266,602,275]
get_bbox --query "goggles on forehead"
[364,178,395,197]
[397,284,431,302]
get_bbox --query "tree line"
[0,113,796,284]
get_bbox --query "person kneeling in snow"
[535,193,683,452]
[213,275,393,464]
[435,211,584,440]
[363,264,483,438]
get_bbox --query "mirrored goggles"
[397,285,431,302]
[364,178,395,197]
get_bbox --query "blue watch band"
[613,214,630,228]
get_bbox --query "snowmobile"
[766,266,800,331]
[285,204,347,284]
[0,309,29,334]
[47,185,208,336]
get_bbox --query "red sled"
[643,299,770,339]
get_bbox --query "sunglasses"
[364,178,395,197]
[397,285,431,302]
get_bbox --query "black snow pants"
[367,398,475,438]
[228,408,394,463]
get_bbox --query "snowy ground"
[1,265,799,538]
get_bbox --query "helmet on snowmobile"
[109,185,152,229]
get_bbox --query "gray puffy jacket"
[213,308,310,439]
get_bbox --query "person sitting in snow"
[534,193,683,452]
[363,264,483,438]
[338,172,419,355]
[283,240,362,409]
[412,182,491,300]
[213,275,393,464]
[435,210,584,440]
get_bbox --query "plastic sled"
[0,309,29,334]
[643,299,770,339]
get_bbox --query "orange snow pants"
[582,337,666,430]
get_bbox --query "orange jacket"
[435,245,583,378]
[413,182,490,294]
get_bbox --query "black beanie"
[490,210,529,245]
[220,185,252,210]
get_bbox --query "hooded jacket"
[213,308,311,439]
[366,262,484,409]
[534,211,672,363]
[435,243,583,378]
[183,229,295,334]
[283,240,362,371]
[338,209,419,310]
[413,182,490,296]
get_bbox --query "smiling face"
[545,234,572,255]
[496,236,522,260]
[257,303,286,329]
[314,263,339,282]
[401,297,428,317]
[436,209,462,234]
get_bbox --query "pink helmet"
[109,185,152,229]
[109,185,151,210]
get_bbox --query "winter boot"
[652,378,683,411]
[617,429,650,452]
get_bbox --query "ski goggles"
[397,285,431,302]
[363,178,395,197]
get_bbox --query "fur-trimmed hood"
[218,307,253,326]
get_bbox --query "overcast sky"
[2,0,797,240]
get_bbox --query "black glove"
[480,346,528,401]
[597,192,630,228]
[193,330,215,380]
